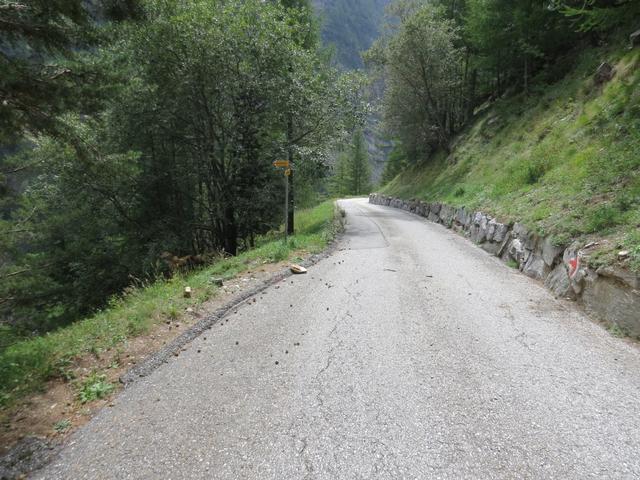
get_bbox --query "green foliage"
[0,200,338,408]
[77,373,114,404]
[368,0,586,164]
[553,0,640,32]
[0,138,144,332]
[0,0,363,338]
[381,46,640,268]
[584,205,622,233]
[464,0,575,92]
[0,0,142,142]
[381,142,409,184]
[0,0,87,141]
[521,159,549,185]
[366,3,467,157]
[624,230,640,273]
[53,419,72,433]
[331,129,372,195]
[453,186,465,197]
[607,322,629,338]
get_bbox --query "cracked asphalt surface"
[35,198,640,479]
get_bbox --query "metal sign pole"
[273,160,291,245]
[284,171,289,245]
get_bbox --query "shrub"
[77,373,114,404]
[585,204,621,233]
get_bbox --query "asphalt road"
[35,198,640,479]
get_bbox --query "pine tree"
[0,1,141,142]
[349,129,372,196]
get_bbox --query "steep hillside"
[313,0,390,69]
[382,46,640,271]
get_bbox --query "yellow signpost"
[273,160,290,168]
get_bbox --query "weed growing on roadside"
[585,205,622,233]
[167,305,179,320]
[77,373,115,404]
[624,230,640,272]
[53,419,71,433]
[607,323,628,338]
[54,356,75,382]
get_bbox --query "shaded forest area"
[367,0,640,180]
[0,0,366,339]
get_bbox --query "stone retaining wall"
[369,193,640,336]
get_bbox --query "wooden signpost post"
[273,160,291,244]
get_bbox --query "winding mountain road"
[35,198,640,479]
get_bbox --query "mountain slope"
[382,46,640,270]
[313,0,390,69]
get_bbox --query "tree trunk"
[287,169,294,235]
[467,68,477,120]
[222,204,237,256]
[287,116,295,235]
[524,55,529,95]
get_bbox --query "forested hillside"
[313,0,390,69]
[371,0,640,272]
[0,0,364,340]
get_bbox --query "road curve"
[35,198,640,479]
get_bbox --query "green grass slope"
[382,47,640,271]
[0,200,340,408]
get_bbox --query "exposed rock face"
[583,276,640,336]
[596,265,640,290]
[545,264,574,299]
[439,204,455,227]
[369,193,640,336]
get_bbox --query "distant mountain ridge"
[312,0,390,69]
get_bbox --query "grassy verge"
[0,200,341,409]
[383,46,640,270]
